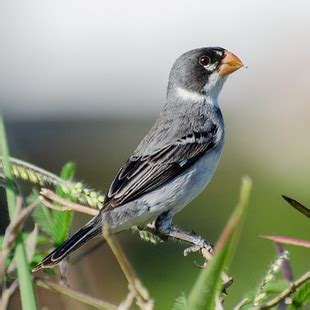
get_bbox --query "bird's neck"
[166,87,220,110]
[166,75,226,109]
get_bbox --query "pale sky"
[0,0,309,120]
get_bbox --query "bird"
[34,46,244,270]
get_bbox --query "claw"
[183,239,214,256]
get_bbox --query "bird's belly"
[106,142,224,233]
[145,143,223,214]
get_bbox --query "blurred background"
[1,0,309,308]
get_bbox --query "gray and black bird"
[35,46,243,270]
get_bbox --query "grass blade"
[261,235,310,248]
[187,176,252,310]
[0,114,38,309]
[52,162,76,245]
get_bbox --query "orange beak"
[218,51,244,76]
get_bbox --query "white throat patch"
[176,87,206,102]
[176,71,226,104]
[203,71,226,99]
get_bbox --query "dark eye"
[199,55,211,67]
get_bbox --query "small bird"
[35,47,243,270]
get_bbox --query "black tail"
[33,218,101,271]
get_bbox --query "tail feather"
[33,219,101,271]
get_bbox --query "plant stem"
[255,271,310,309]
[0,115,38,309]
[35,279,118,310]
[103,224,153,309]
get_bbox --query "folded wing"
[104,123,221,209]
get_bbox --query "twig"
[35,279,117,310]
[0,197,40,280]
[40,188,233,292]
[118,290,136,310]
[234,297,250,310]
[0,280,19,310]
[102,224,153,310]
[255,271,310,309]
[39,189,98,216]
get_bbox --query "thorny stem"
[35,279,117,310]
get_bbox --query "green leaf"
[173,293,188,310]
[29,190,54,237]
[7,225,39,274]
[52,162,76,245]
[186,177,252,310]
[0,114,38,309]
[264,280,290,293]
[290,282,310,309]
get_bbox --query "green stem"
[0,115,38,310]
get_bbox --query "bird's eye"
[199,56,211,67]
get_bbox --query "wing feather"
[104,123,220,209]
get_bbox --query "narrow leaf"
[290,282,310,309]
[173,293,188,310]
[282,195,310,218]
[52,162,76,245]
[187,177,252,310]
[29,190,54,237]
[0,114,38,309]
[261,235,310,248]
[7,225,39,273]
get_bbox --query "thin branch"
[39,189,99,216]
[102,224,153,310]
[0,197,40,280]
[0,280,19,310]
[255,271,310,309]
[35,279,118,310]
[118,290,136,310]
[234,297,250,310]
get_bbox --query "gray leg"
[153,210,214,255]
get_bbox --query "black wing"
[103,124,221,210]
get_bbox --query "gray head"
[167,47,243,99]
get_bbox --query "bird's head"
[167,47,243,100]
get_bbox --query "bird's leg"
[165,227,214,256]
[153,210,214,256]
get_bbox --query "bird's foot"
[153,224,214,256]
[183,238,213,257]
